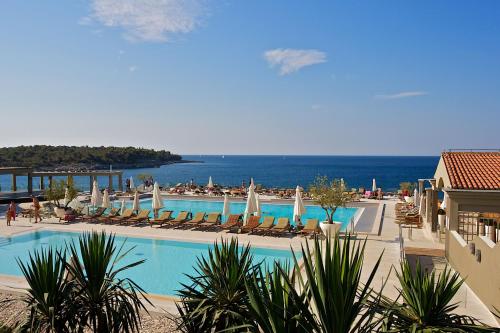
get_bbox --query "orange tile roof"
[442,152,500,190]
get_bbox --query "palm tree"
[15,248,75,332]
[66,232,150,333]
[177,237,258,332]
[376,260,497,332]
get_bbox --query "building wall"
[447,231,500,313]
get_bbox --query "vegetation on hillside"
[0,145,181,170]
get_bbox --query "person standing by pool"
[6,201,16,226]
[31,195,41,223]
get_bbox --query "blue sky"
[1,0,499,155]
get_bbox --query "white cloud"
[84,0,206,42]
[375,91,428,100]
[129,66,137,72]
[264,48,326,75]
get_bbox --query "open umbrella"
[207,176,214,188]
[244,184,258,224]
[132,191,140,213]
[372,178,377,192]
[222,194,230,217]
[90,180,102,207]
[101,189,111,208]
[293,186,306,226]
[152,182,164,218]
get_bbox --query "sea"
[0,155,439,193]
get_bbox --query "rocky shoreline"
[36,159,202,172]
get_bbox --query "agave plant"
[66,231,150,333]
[177,237,258,332]
[15,248,75,332]
[245,262,317,333]
[293,233,383,333]
[377,260,496,332]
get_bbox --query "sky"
[0,0,499,155]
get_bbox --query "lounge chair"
[125,209,151,225]
[299,218,319,236]
[95,208,120,223]
[178,212,206,229]
[163,211,191,228]
[269,217,290,236]
[252,216,275,234]
[195,212,222,230]
[149,210,173,227]
[109,209,134,223]
[240,215,261,233]
[219,214,243,231]
[80,207,106,222]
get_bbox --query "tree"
[309,175,351,224]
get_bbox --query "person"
[32,195,41,223]
[6,201,16,226]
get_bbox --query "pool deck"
[0,198,497,327]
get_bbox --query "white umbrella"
[414,188,419,207]
[101,189,111,208]
[419,195,426,216]
[67,198,83,210]
[243,184,258,224]
[222,194,230,216]
[129,177,135,190]
[255,194,262,217]
[120,199,125,215]
[372,178,377,192]
[64,187,70,206]
[132,191,140,212]
[152,182,164,211]
[90,180,102,207]
[340,178,345,190]
[250,177,255,189]
[293,186,306,226]
[207,176,214,188]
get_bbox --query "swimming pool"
[125,198,358,229]
[0,230,297,296]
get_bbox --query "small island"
[0,145,183,170]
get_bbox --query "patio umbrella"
[101,189,111,208]
[129,177,135,190]
[222,194,230,217]
[340,178,345,190]
[293,186,306,226]
[120,199,125,215]
[64,187,71,206]
[372,178,377,192]
[250,177,255,189]
[152,182,164,218]
[90,180,102,207]
[419,195,426,216]
[132,191,140,213]
[207,176,214,188]
[244,184,258,225]
[255,194,262,217]
[414,188,420,207]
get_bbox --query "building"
[433,151,500,313]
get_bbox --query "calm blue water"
[0,155,438,192]
[0,230,296,296]
[127,199,358,228]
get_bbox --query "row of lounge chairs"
[75,207,321,237]
[395,202,422,227]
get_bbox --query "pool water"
[126,199,358,229]
[0,230,297,296]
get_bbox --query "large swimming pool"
[126,198,358,229]
[0,230,296,296]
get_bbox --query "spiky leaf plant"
[66,231,150,333]
[293,233,383,333]
[377,260,497,332]
[177,237,258,332]
[15,248,75,333]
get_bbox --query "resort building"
[433,151,500,313]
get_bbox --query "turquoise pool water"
[126,199,358,229]
[0,230,297,296]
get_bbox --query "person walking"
[32,195,42,223]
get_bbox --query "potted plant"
[44,180,78,216]
[309,176,351,237]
